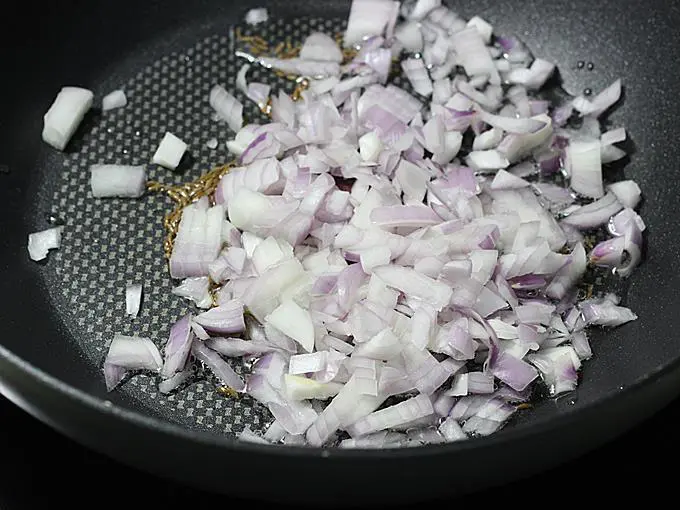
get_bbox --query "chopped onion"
[102,89,127,111]
[90,164,146,198]
[191,340,245,391]
[300,32,343,63]
[194,300,245,334]
[245,8,268,25]
[172,277,212,309]
[105,334,162,372]
[344,0,400,47]
[266,299,315,352]
[566,140,603,198]
[94,1,646,447]
[152,132,188,170]
[607,180,641,209]
[401,58,433,97]
[210,85,244,132]
[561,193,622,229]
[259,57,340,78]
[162,314,194,378]
[572,79,622,118]
[158,369,192,394]
[28,226,63,262]
[42,86,94,151]
[125,283,143,317]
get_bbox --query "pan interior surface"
[3,0,680,447]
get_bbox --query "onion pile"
[35,0,644,448]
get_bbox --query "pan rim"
[0,340,674,459]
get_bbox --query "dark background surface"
[0,392,668,508]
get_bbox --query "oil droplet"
[44,212,64,225]
[122,149,129,155]
[107,127,114,134]
[583,88,593,96]
[576,60,585,69]
[586,62,595,71]
[618,385,625,390]
[135,130,141,137]
[568,398,578,405]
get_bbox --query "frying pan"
[1,0,679,504]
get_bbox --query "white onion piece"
[374,265,453,311]
[42,86,94,151]
[467,150,510,172]
[206,136,219,148]
[152,132,188,170]
[348,394,434,436]
[306,374,384,446]
[497,114,553,163]
[601,127,626,146]
[90,164,146,198]
[239,429,269,444]
[169,203,223,278]
[432,77,452,105]
[394,21,423,52]
[561,193,622,229]
[344,0,400,47]
[191,341,245,392]
[439,417,467,442]
[473,128,504,151]
[210,85,244,133]
[466,16,493,43]
[507,59,555,90]
[105,335,162,372]
[490,169,530,190]
[289,352,327,375]
[300,32,343,63]
[266,299,315,352]
[580,298,637,327]
[572,79,622,118]
[102,89,127,111]
[401,58,433,97]
[125,283,143,317]
[242,258,306,322]
[566,140,603,198]
[451,27,499,84]
[607,180,641,209]
[194,300,245,334]
[172,277,212,309]
[352,327,402,359]
[205,337,274,357]
[527,346,580,396]
[408,0,441,20]
[477,109,547,134]
[284,375,343,400]
[245,8,268,25]
[28,226,63,262]
[394,159,429,202]
[158,369,192,394]
[546,242,586,300]
[260,57,340,78]
[162,314,194,378]
[359,131,383,162]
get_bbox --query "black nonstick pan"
[1,0,679,504]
